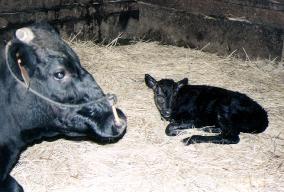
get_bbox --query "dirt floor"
[12,41,284,192]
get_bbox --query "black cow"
[0,23,127,192]
[145,74,268,145]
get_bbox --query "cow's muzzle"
[76,96,127,144]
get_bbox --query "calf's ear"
[177,78,188,89]
[145,74,157,89]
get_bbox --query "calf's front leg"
[165,121,195,136]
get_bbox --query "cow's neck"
[6,97,56,145]
[0,66,53,192]
[0,51,54,147]
[0,56,23,181]
[0,52,14,135]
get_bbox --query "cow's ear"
[177,78,188,89]
[145,74,157,89]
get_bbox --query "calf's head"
[145,74,188,120]
[5,23,127,144]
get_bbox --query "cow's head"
[145,74,188,120]
[5,23,127,144]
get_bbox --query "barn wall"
[139,0,284,29]
[0,0,139,42]
[137,0,284,60]
[0,0,283,60]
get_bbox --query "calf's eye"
[156,96,165,103]
[54,71,66,80]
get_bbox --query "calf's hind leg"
[182,110,240,145]
[0,175,24,192]
[182,134,240,145]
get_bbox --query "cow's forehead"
[31,28,62,49]
[14,24,80,69]
[14,24,62,51]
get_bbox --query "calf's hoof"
[182,137,195,145]
[165,124,179,136]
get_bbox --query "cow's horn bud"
[16,28,34,43]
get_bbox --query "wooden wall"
[0,0,283,60]
[139,0,284,29]
[0,0,139,42]
[137,0,284,60]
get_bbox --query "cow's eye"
[54,71,65,80]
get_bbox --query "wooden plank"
[0,0,138,28]
[0,0,136,13]
[224,0,284,11]
[0,0,79,12]
[139,0,284,29]
[137,2,284,60]
[0,0,139,43]
[140,0,284,11]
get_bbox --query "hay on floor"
[13,41,284,192]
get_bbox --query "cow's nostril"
[86,107,96,117]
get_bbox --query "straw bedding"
[12,41,284,192]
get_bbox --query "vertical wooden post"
[281,33,284,63]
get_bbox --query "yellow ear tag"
[16,53,30,88]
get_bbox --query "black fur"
[0,23,127,192]
[145,74,268,145]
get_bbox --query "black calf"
[145,74,268,145]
